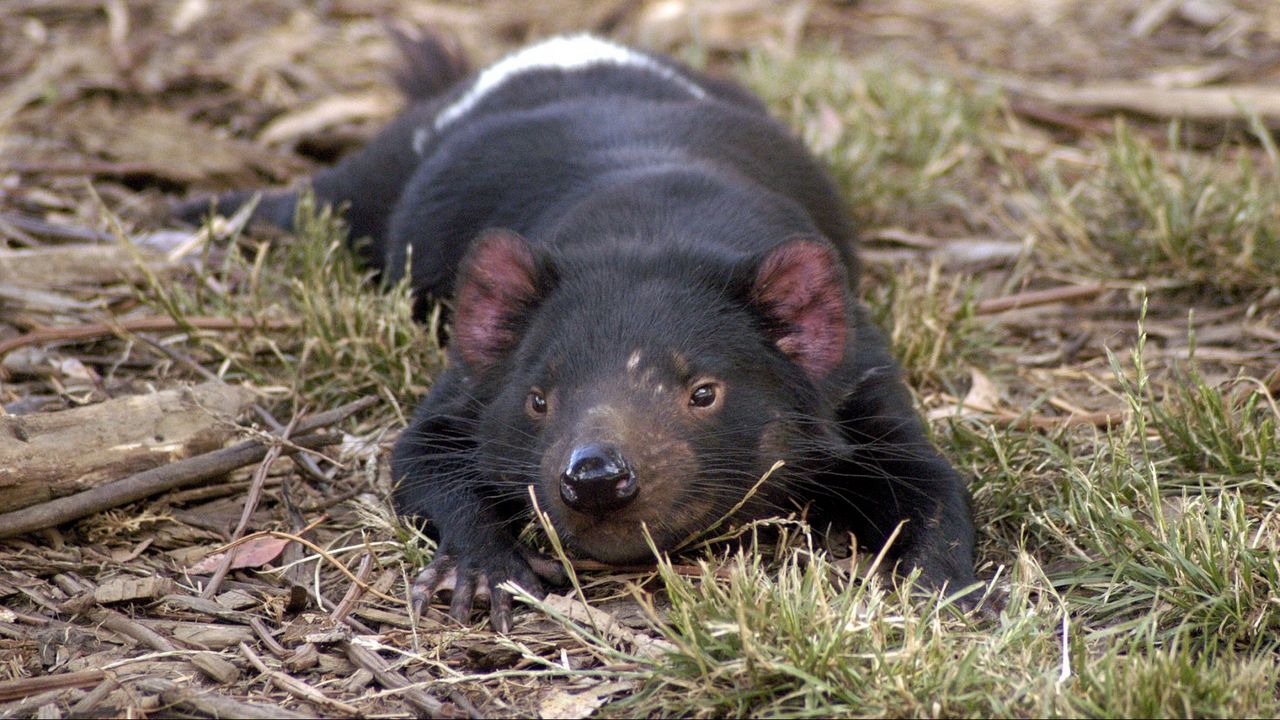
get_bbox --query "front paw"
[410,545,566,632]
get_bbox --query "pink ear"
[453,229,540,370]
[752,238,847,379]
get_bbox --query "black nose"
[559,443,638,515]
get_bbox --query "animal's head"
[452,228,851,562]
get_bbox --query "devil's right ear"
[749,236,849,380]
[451,229,544,370]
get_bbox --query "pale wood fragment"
[93,576,175,605]
[134,678,309,720]
[189,651,241,685]
[1012,78,1280,124]
[0,382,255,510]
[0,244,173,288]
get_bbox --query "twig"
[342,640,445,718]
[0,669,106,703]
[330,553,374,625]
[1005,78,1280,124]
[1007,98,1112,135]
[566,558,733,579]
[993,410,1126,431]
[249,617,289,657]
[240,642,363,716]
[135,678,310,720]
[68,677,119,715]
[0,432,337,539]
[0,315,297,356]
[0,397,373,539]
[202,413,302,599]
[1,159,168,177]
[92,608,176,651]
[971,283,1108,315]
[0,212,117,242]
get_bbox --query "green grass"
[741,50,1001,232]
[864,261,994,392]
[138,193,444,424]
[1025,121,1280,296]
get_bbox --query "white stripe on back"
[432,34,706,131]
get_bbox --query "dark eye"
[689,383,718,409]
[527,388,548,417]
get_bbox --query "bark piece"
[0,382,254,511]
[0,244,174,288]
[93,576,175,605]
[189,651,241,685]
[137,620,255,650]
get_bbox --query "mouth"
[555,511,656,564]
[550,493,720,565]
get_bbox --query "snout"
[559,443,638,516]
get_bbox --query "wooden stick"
[240,642,363,716]
[1,160,168,177]
[1009,78,1280,124]
[68,677,120,716]
[0,397,375,539]
[202,413,301,599]
[342,641,444,718]
[0,212,116,242]
[92,608,177,651]
[972,283,1108,315]
[0,669,106,703]
[0,315,297,356]
[135,678,310,720]
[995,410,1126,431]
[0,433,337,539]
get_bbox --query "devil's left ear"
[452,228,543,371]
[750,237,848,379]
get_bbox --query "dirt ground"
[1,0,1278,717]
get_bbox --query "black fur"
[181,34,978,629]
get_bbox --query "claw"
[488,578,513,634]
[408,544,566,631]
[448,572,478,622]
[410,556,457,615]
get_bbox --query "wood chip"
[93,576,174,605]
[189,650,241,684]
[143,620,254,650]
[0,669,105,703]
[256,91,399,146]
[540,593,676,660]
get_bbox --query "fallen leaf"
[188,536,291,573]
[961,368,1002,413]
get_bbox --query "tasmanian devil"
[182,32,979,631]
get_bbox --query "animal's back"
[382,35,856,302]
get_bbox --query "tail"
[386,23,470,101]
[176,25,471,237]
